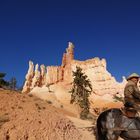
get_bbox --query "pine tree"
[0,73,9,88]
[0,73,6,78]
[70,66,92,119]
[9,77,17,90]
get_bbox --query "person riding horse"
[124,73,140,115]
[96,73,140,140]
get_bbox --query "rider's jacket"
[124,80,140,108]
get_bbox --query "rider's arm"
[132,86,140,100]
[126,85,134,99]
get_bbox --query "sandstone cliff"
[22,42,126,96]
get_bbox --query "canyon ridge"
[21,42,128,116]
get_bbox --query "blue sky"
[0,0,140,86]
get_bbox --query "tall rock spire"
[62,42,74,66]
[66,42,74,63]
[22,61,34,93]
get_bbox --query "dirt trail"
[67,116,96,140]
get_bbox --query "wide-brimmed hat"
[127,73,140,81]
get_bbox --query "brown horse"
[96,108,140,140]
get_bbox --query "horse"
[96,108,140,140]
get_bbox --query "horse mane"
[96,109,111,140]
[96,108,122,140]
[96,108,140,139]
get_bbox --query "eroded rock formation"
[40,65,46,86]
[22,61,34,93]
[22,42,127,95]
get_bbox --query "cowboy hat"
[127,73,140,81]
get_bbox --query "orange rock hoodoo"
[22,42,126,95]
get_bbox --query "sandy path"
[67,116,96,140]
[67,116,124,140]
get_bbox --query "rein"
[109,127,140,131]
[108,120,140,131]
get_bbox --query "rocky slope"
[0,89,125,140]
[0,90,83,140]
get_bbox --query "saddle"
[121,107,137,118]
